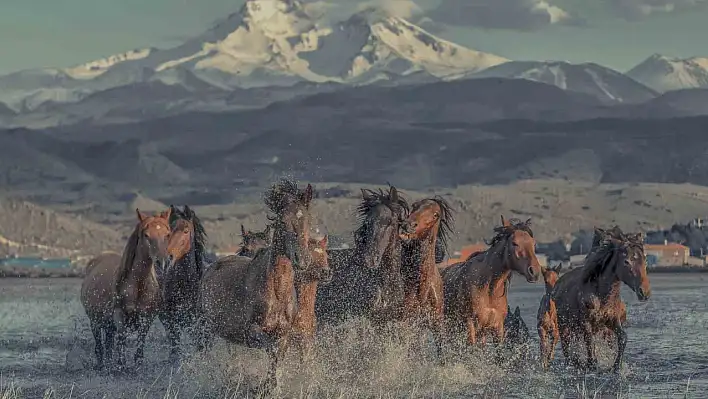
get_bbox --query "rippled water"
[0,275,706,398]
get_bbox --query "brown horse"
[159,205,208,362]
[441,216,541,359]
[551,226,650,373]
[292,235,330,362]
[237,224,271,258]
[399,196,455,361]
[316,186,409,326]
[537,263,562,370]
[81,208,172,371]
[198,180,329,391]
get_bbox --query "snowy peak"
[65,48,156,79]
[467,60,657,103]
[627,54,708,92]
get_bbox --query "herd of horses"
[79,179,652,393]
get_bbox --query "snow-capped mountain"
[0,0,508,112]
[464,61,657,103]
[627,54,708,92]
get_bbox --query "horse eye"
[434,212,440,219]
[184,229,189,234]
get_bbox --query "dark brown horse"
[537,263,562,370]
[551,226,650,373]
[198,180,329,391]
[237,224,271,258]
[81,208,172,371]
[399,196,455,360]
[158,205,208,362]
[316,186,409,326]
[441,216,541,358]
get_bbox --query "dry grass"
[4,179,708,258]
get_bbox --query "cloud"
[607,0,708,20]
[426,0,584,31]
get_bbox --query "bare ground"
[2,179,708,258]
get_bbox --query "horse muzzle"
[636,287,651,302]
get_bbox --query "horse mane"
[485,218,534,249]
[581,225,643,283]
[170,205,209,275]
[264,178,307,220]
[353,186,409,244]
[116,222,141,290]
[429,196,455,260]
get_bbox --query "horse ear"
[184,205,193,218]
[160,207,172,220]
[525,218,532,225]
[241,224,247,237]
[319,235,328,249]
[515,306,521,317]
[501,215,510,227]
[136,208,148,222]
[361,188,373,201]
[303,184,314,204]
[389,186,399,203]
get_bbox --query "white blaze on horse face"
[314,248,324,254]
[296,210,303,219]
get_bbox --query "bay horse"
[316,186,409,326]
[399,196,455,361]
[441,216,541,359]
[537,263,562,370]
[198,180,330,391]
[237,224,271,258]
[158,205,208,362]
[551,226,650,373]
[81,208,172,371]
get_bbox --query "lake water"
[0,275,706,398]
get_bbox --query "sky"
[1,0,707,75]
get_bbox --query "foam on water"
[0,275,705,398]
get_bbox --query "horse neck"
[484,240,514,296]
[380,237,402,281]
[593,255,623,300]
[269,223,291,267]
[410,225,439,277]
[173,247,199,286]
[125,242,157,289]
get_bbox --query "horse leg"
[611,323,627,374]
[583,325,597,372]
[89,321,104,371]
[538,326,550,370]
[104,322,116,369]
[465,317,478,346]
[431,314,446,365]
[549,323,560,365]
[490,322,505,366]
[559,328,576,369]
[162,314,181,363]
[133,318,152,369]
[261,335,291,396]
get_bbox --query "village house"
[645,241,690,267]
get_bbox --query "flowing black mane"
[169,205,208,275]
[353,186,409,244]
[429,196,455,260]
[582,225,643,283]
[485,218,534,249]
[264,179,308,220]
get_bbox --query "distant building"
[438,243,487,268]
[645,242,689,267]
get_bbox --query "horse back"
[80,252,122,321]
